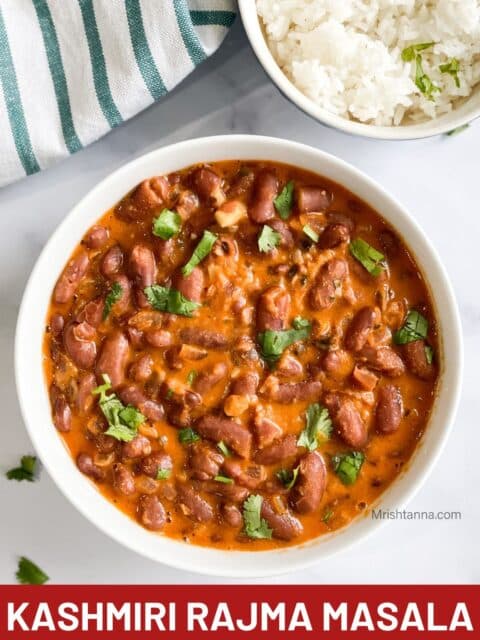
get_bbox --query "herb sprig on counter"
[16,557,49,585]
[6,455,37,482]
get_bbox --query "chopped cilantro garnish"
[178,428,200,445]
[92,374,145,442]
[276,466,299,490]
[258,225,281,253]
[102,281,123,320]
[440,58,460,88]
[393,310,428,345]
[182,230,217,277]
[152,208,182,240]
[214,475,234,484]
[257,317,311,366]
[144,285,200,317]
[217,441,231,457]
[242,494,272,540]
[349,238,385,276]
[332,451,365,485]
[274,180,295,220]
[303,224,319,243]
[297,403,332,451]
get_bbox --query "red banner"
[0,585,477,639]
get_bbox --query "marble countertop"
[1,21,478,584]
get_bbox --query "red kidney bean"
[309,258,348,310]
[268,218,294,248]
[253,412,283,448]
[223,459,266,490]
[138,494,166,530]
[173,267,204,303]
[231,372,259,396]
[352,364,379,391]
[379,230,400,259]
[49,313,64,337]
[402,340,435,380]
[261,378,322,404]
[322,349,351,379]
[324,392,368,449]
[145,329,172,348]
[254,434,298,465]
[129,354,153,382]
[176,190,199,220]
[131,176,170,213]
[360,346,405,377]
[109,274,132,316]
[75,297,104,328]
[193,362,228,395]
[176,484,214,522]
[76,453,105,481]
[53,251,89,304]
[192,167,224,203]
[249,170,278,223]
[179,327,228,350]
[201,480,249,503]
[344,307,375,352]
[196,415,252,458]
[64,321,97,369]
[95,433,117,454]
[76,372,97,414]
[327,211,355,231]
[118,384,165,422]
[96,331,130,388]
[276,353,303,378]
[222,503,243,528]
[290,451,327,514]
[256,285,290,332]
[127,326,144,349]
[83,225,109,250]
[101,245,124,278]
[129,244,156,292]
[296,185,331,212]
[318,223,350,249]
[113,463,136,496]
[261,499,303,541]
[50,386,72,433]
[189,443,223,481]
[141,452,173,478]
[122,435,152,459]
[376,385,403,434]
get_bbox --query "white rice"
[256,0,480,125]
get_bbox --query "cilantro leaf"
[276,466,299,490]
[156,468,171,480]
[303,224,319,243]
[274,180,295,220]
[16,557,49,585]
[393,309,428,345]
[217,441,231,457]
[322,508,333,524]
[401,42,435,62]
[257,317,311,366]
[93,374,145,442]
[102,282,123,320]
[425,345,434,365]
[144,285,200,317]
[6,455,37,482]
[186,370,198,386]
[414,55,440,100]
[214,475,234,484]
[349,238,385,276]
[258,225,281,253]
[440,58,460,88]
[298,403,332,451]
[182,230,217,277]
[446,124,469,136]
[152,208,182,240]
[178,428,200,445]
[332,451,365,485]
[242,495,272,540]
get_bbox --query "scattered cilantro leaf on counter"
[186,370,198,386]
[446,124,469,136]
[217,441,231,457]
[440,58,460,88]
[6,455,37,482]
[258,225,281,253]
[425,345,434,365]
[332,452,365,485]
[214,475,234,484]
[152,208,182,240]
[274,180,295,220]
[156,468,171,480]
[178,428,200,445]
[144,285,200,317]
[257,317,312,366]
[92,374,145,442]
[303,224,319,243]
[102,282,123,320]
[276,466,299,490]
[297,403,332,452]
[16,557,49,585]
[349,238,385,276]
[182,230,218,277]
[242,495,272,540]
[393,310,428,345]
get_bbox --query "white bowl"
[15,135,462,577]
[239,1,480,140]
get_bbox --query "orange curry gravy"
[43,160,438,550]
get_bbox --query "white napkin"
[0,0,236,187]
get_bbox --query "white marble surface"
[1,21,478,585]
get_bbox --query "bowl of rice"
[239,0,480,139]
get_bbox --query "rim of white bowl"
[238,1,480,141]
[15,135,463,577]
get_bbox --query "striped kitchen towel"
[0,0,236,188]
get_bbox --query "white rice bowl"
[256,0,480,126]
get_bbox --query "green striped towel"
[0,0,235,188]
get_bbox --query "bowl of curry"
[15,135,462,576]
